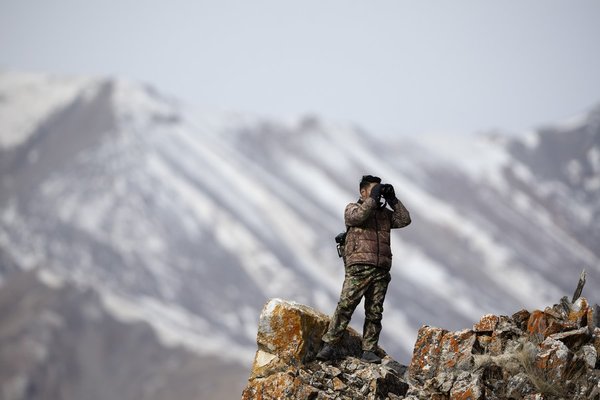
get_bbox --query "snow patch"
[523,131,540,149]
[584,176,600,192]
[566,160,582,184]
[0,71,91,148]
[588,147,600,173]
[416,133,511,192]
[37,269,64,289]
[100,291,255,364]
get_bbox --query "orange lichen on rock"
[250,298,356,379]
[241,369,318,400]
[527,310,576,339]
[450,387,477,400]
[242,299,409,399]
[255,299,329,367]
[473,314,499,332]
[242,295,600,400]
[439,329,475,370]
[449,372,483,400]
[535,338,572,382]
[568,297,589,326]
[408,325,447,383]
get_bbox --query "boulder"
[535,337,573,382]
[568,297,590,327]
[473,314,499,333]
[546,326,590,351]
[527,309,577,339]
[242,298,409,400]
[408,325,447,384]
[439,329,476,371]
[511,309,531,332]
[450,371,483,400]
[249,298,362,379]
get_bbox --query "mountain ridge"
[0,70,598,374]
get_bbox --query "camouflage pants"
[322,264,391,352]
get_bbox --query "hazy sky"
[2,0,600,137]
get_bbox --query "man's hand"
[369,184,382,202]
[383,184,398,205]
[383,184,395,200]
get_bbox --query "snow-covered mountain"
[0,69,598,380]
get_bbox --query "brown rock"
[578,344,597,369]
[476,335,492,351]
[408,325,447,384]
[332,376,346,391]
[592,304,600,328]
[473,314,499,333]
[250,298,361,379]
[242,299,410,400]
[593,327,600,359]
[527,310,577,339]
[488,332,504,356]
[535,338,572,382]
[512,309,531,331]
[482,364,506,400]
[547,327,590,351]
[241,370,318,400]
[487,317,520,356]
[587,306,596,334]
[568,297,590,327]
[523,394,545,400]
[527,310,548,338]
[432,371,456,393]
[241,297,600,400]
[449,371,483,400]
[439,329,476,371]
[505,372,537,399]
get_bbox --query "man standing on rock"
[316,175,411,364]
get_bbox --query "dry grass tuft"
[473,337,587,398]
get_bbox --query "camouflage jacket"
[343,197,411,269]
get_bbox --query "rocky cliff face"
[243,286,600,400]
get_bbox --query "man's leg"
[321,265,372,346]
[362,268,391,353]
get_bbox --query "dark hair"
[359,175,381,191]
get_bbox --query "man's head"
[359,175,381,199]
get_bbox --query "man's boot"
[315,343,336,361]
[361,350,381,364]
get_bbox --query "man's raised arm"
[345,197,377,226]
[390,197,411,228]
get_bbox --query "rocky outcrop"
[241,299,409,399]
[243,290,600,399]
[407,293,600,399]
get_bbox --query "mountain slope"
[0,70,598,371]
[0,267,248,400]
